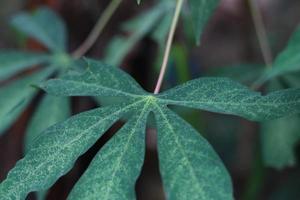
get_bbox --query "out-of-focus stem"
[72,0,122,59]
[153,0,184,94]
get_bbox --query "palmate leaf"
[0,68,54,135]
[0,51,50,81]
[0,7,72,137]
[11,7,67,52]
[0,100,145,199]
[68,102,150,200]
[2,59,300,199]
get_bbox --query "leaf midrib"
[157,98,299,108]
[52,79,145,98]
[102,99,151,200]
[154,103,206,198]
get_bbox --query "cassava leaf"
[259,25,300,82]
[0,100,146,199]
[154,105,233,200]
[122,2,170,32]
[0,68,54,135]
[0,51,50,81]
[25,95,71,152]
[4,57,300,199]
[260,80,300,169]
[151,11,173,49]
[40,59,147,99]
[157,78,300,121]
[261,116,300,169]
[208,63,264,85]
[11,7,67,52]
[104,2,169,66]
[188,0,220,45]
[68,103,151,200]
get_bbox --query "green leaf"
[40,59,147,99]
[158,78,300,121]
[68,103,150,200]
[104,2,169,66]
[0,51,50,81]
[208,63,264,85]
[151,12,173,49]
[260,25,300,81]
[25,95,71,152]
[0,68,54,135]
[4,58,300,199]
[260,80,300,169]
[11,7,67,52]
[0,100,145,199]
[154,105,233,200]
[261,116,300,169]
[188,0,220,45]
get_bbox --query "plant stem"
[72,0,122,59]
[153,0,184,94]
[248,0,273,67]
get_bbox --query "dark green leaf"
[260,25,300,81]
[25,95,71,152]
[68,103,150,200]
[208,64,264,85]
[261,116,300,169]
[104,2,169,66]
[261,80,300,169]
[0,100,145,199]
[151,12,173,49]
[4,57,300,199]
[40,59,147,99]
[154,105,233,200]
[0,68,54,135]
[158,78,300,121]
[11,7,67,52]
[0,51,50,81]
[188,0,220,45]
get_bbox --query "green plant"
[212,24,300,169]
[0,7,75,152]
[1,0,300,199]
[0,1,172,150]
